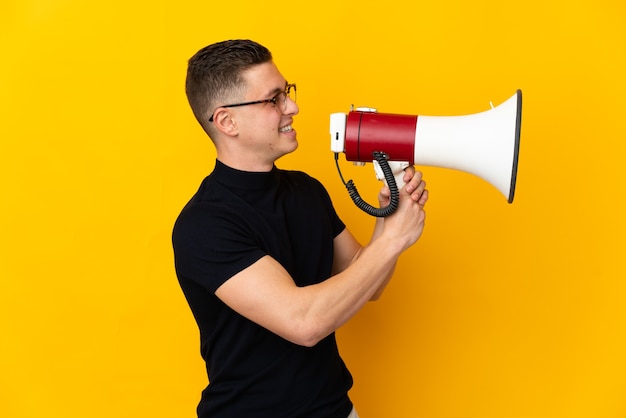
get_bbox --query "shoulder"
[172,177,246,249]
[277,168,328,193]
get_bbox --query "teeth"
[279,125,292,133]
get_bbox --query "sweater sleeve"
[172,202,266,293]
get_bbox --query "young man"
[172,39,429,418]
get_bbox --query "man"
[172,39,428,418]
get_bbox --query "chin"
[284,135,299,150]
[276,141,298,160]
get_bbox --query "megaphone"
[330,90,522,217]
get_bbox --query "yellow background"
[1,1,625,417]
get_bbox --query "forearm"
[368,217,395,299]
[299,233,403,344]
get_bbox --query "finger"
[378,185,391,207]
[404,170,423,194]
[418,189,429,206]
[410,180,427,202]
[403,165,416,183]
[379,184,391,198]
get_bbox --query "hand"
[378,166,429,251]
[378,166,429,208]
[401,166,429,206]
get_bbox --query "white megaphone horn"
[330,90,522,217]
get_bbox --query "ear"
[212,108,238,137]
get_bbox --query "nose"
[284,96,299,116]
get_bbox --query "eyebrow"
[263,81,288,99]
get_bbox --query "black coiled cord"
[334,151,400,217]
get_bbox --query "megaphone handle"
[342,152,401,217]
[374,161,410,189]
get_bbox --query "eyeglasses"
[208,83,296,122]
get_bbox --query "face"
[227,62,300,169]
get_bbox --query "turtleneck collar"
[212,159,280,190]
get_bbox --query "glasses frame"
[208,83,296,122]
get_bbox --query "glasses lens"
[278,84,296,113]
[287,84,296,104]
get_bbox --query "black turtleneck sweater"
[172,160,353,418]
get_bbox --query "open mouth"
[279,124,293,133]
